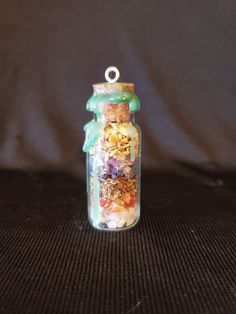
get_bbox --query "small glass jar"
[83,67,141,230]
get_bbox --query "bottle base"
[89,216,140,232]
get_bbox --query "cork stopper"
[93,66,134,95]
[101,103,130,122]
[86,66,140,113]
[93,82,134,95]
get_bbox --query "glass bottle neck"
[95,103,134,123]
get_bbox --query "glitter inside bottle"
[83,67,141,230]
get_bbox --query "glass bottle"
[83,67,141,230]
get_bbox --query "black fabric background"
[0,0,235,175]
[0,170,235,314]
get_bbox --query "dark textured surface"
[0,170,235,314]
